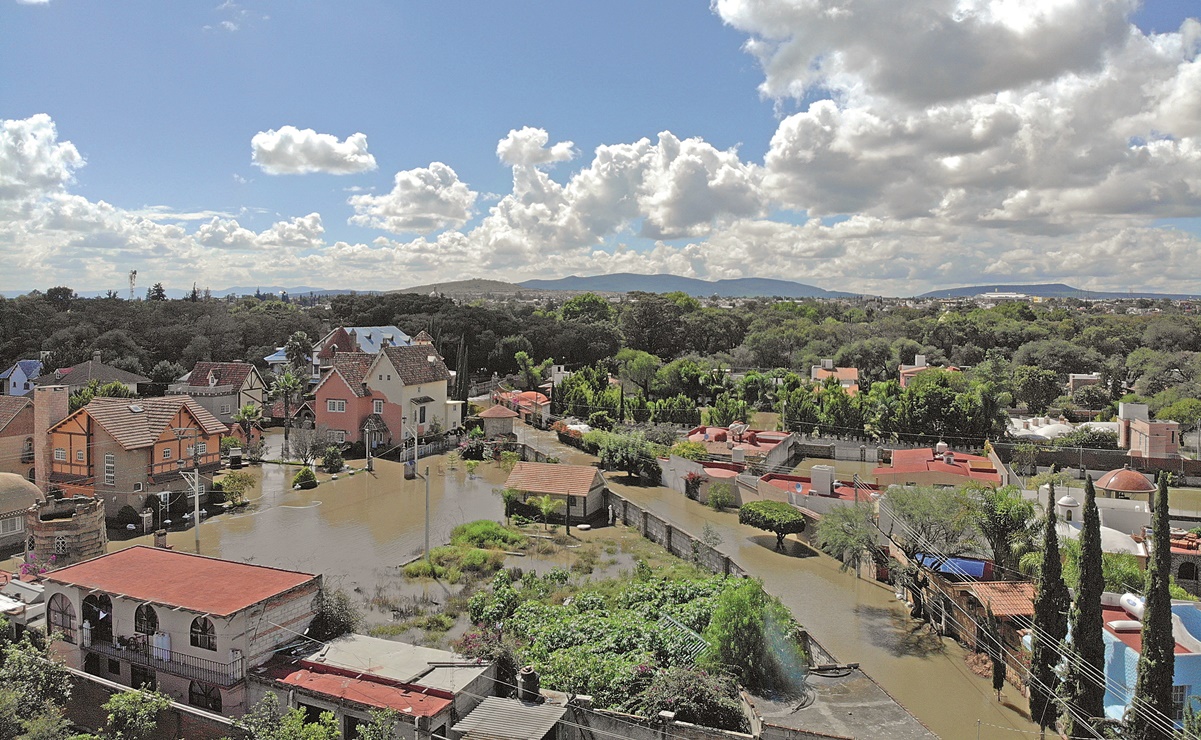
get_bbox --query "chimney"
[915,354,927,367]
[92,350,102,365]
[33,385,72,495]
[821,358,834,370]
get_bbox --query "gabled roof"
[380,344,452,386]
[321,326,411,357]
[52,396,226,450]
[413,330,434,344]
[479,405,518,419]
[186,361,258,390]
[0,396,31,433]
[505,461,602,498]
[966,581,1035,619]
[0,360,40,380]
[34,359,149,388]
[44,545,318,617]
[314,352,375,398]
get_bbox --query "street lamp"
[402,423,431,568]
[174,427,204,554]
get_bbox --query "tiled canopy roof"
[478,405,518,419]
[322,352,374,398]
[967,581,1036,618]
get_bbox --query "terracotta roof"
[479,405,518,419]
[35,360,149,388]
[873,448,1002,484]
[318,352,374,398]
[57,396,226,450]
[0,473,42,517]
[812,366,859,382]
[413,330,434,344]
[381,345,452,386]
[44,546,318,617]
[967,581,1035,619]
[505,462,602,498]
[259,658,452,716]
[1096,466,1155,493]
[684,426,790,457]
[0,396,31,433]
[186,361,256,389]
[317,327,354,359]
[269,399,313,419]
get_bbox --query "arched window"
[188,681,222,712]
[1064,510,1073,522]
[134,604,158,635]
[190,616,216,651]
[82,593,113,644]
[1180,562,1199,581]
[54,535,67,554]
[48,593,76,644]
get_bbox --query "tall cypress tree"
[1065,476,1106,739]
[1129,473,1176,740]
[984,604,1006,701]
[1030,484,1071,738]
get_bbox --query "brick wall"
[559,704,757,740]
[605,491,746,578]
[33,385,71,495]
[64,667,245,739]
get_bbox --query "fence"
[605,490,746,578]
[395,436,458,462]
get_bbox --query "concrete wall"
[605,490,746,578]
[558,704,757,740]
[760,724,854,740]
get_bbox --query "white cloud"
[348,163,477,234]
[250,126,377,175]
[496,127,576,167]
[0,114,83,201]
[195,213,325,250]
[15,0,50,5]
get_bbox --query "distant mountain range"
[0,286,373,300]
[517,273,857,298]
[918,283,1201,300]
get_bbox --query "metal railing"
[84,635,244,687]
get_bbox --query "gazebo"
[478,404,518,438]
[1096,465,1156,506]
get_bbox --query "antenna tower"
[129,270,137,301]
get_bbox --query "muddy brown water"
[516,425,1040,740]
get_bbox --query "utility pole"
[174,427,204,554]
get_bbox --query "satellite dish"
[795,483,803,493]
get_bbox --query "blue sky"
[1,1,1199,294]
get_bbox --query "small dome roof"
[1058,495,1080,507]
[1096,466,1156,493]
[0,473,43,517]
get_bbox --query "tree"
[739,501,806,550]
[310,587,362,641]
[532,494,564,530]
[101,689,171,740]
[145,283,167,301]
[982,605,1006,701]
[1064,477,1105,740]
[971,484,1036,577]
[498,487,521,525]
[352,709,404,740]
[218,470,256,506]
[879,486,978,620]
[283,330,313,374]
[288,424,330,467]
[1128,474,1175,740]
[232,402,263,440]
[321,445,344,473]
[147,359,185,386]
[814,502,883,575]
[1012,365,1061,414]
[514,350,553,391]
[44,286,75,311]
[614,348,661,398]
[271,370,304,453]
[560,292,615,323]
[0,635,73,733]
[706,393,748,428]
[235,692,340,740]
[1029,487,1070,738]
[69,379,135,413]
[702,579,805,694]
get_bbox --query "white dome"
[1057,495,1080,507]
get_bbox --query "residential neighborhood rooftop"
[43,545,318,617]
[0,395,31,432]
[505,461,602,498]
[256,658,453,717]
[51,396,227,450]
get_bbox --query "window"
[1174,685,1190,722]
[190,616,216,651]
[196,442,207,455]
[133,482,143,492]
[333,430,346,443]
[108,659,121,676]
[0,517,23,535]
[189,682,222,712]
[220,404,231,415]
[1064,510,1073,522]
[418,405,426,424]
[134,604,158,635]
[1181,562,1199,581]
[54,535,67,554]
[373,400,384,415]
[130,664,156,691]
[53,448,66,461]
[76,449,84,462]
[104,453,115,486]
[48,593,75,643]
[327,399,346,413]
[163,448,173,460]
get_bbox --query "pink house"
[313,352,393,447]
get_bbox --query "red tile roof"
[479,405,519,419]
[505,462,602,498]
[1097,467,1155,493]
[56,396,227,450]
[44,546,318,617]
[35,359,149,388]
[413,330,434,344]
[259,658,453,717]
[186,362,257,389]
[381,345,452,386]
[0,395,31,433]
[317,327,354,359]
[316,352,375,398]
[967,581,1035,618]
[873,448,1002,484]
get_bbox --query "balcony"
[83,634,245,687]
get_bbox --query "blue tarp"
[915,553,987,578]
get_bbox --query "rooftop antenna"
[128,270,137,301]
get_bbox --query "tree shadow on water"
[747,534,820,558]
[855,604,946,659]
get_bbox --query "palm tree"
[284,331,313,376]
[533,494,564,531]
[231,402,262,441]
[272,371,303,456]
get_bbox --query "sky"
[1,1,1199,296]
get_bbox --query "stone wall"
[604,490,746,578]
[25,496,107,567]
[559,703,757,740]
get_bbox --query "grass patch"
[451,520,527,550]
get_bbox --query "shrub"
[739,501,806,550]
[292,467,317,488]
[498,451,521,472]
[684,472,706,500]
[633,666,748,732]
[220,436,240,456]
[707,482,734,511]
[219,471,256,506]
[671,441,709,461]
[322,446,344,473]
[116,504,142,527]
[310,588,361,641]
[451,520,527,550]
[462,439,486,460]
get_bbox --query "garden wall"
[64,668,243,739]
[604,490,747,578]
[559,704,757,740]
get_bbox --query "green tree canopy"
[739,501,807,550]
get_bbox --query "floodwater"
[517,425,1040,739]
